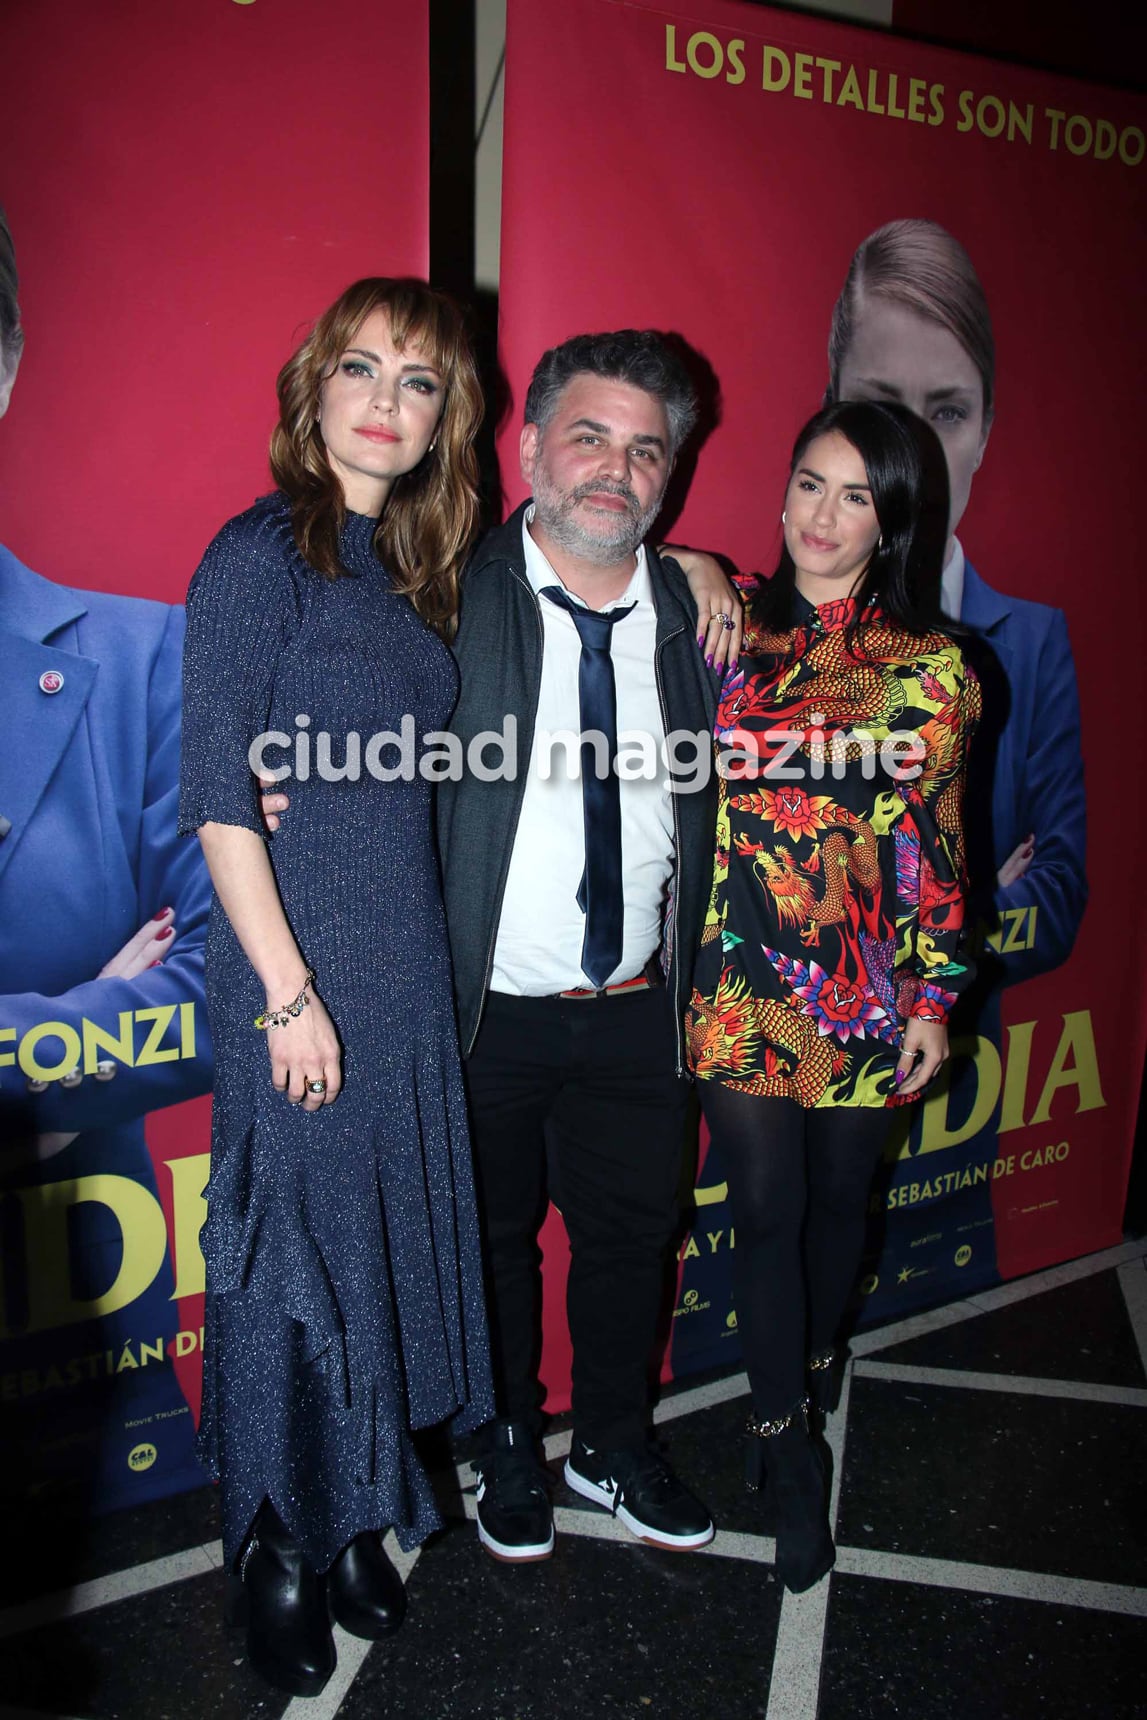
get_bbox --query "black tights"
[699,1086,892,1419]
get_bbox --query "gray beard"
[532,473,662,566]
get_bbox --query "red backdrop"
[0,0,430,602]
[498,0,1146,1397]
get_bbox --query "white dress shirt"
[489,510,674,994]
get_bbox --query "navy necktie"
[541,586,636,989]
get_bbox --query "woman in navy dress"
[179,279,493,1698]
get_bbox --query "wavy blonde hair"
[270,278,483,637]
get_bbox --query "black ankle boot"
[328,1531,407,1639]
[230,1503,336,1697]
[747,1399,835,1594]
[807,1348,842,1419]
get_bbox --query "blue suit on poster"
[0,544,213,1504]
[857,559,1089,1320]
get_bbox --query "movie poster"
[498,0,1145,1390]
[0,0,429,1509]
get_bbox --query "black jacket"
[438,503,720,1071]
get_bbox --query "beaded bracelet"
[254,970,315,1031]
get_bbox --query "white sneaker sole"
[475,1494,554,1562]
[563,1461,715,1550]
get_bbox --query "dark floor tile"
[837,1376,1147,1587]
[820,1572,1146,1719]
[868,1269,1147,1387]
[1,1484,220,1610]
[1,1567,285,1719]
[341,1520,779,1720]
[656,1358,748,1403]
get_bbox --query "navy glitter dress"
[179,493,493,1572]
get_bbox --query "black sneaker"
[473,1420,554,1562]
[563,1437,714,1550]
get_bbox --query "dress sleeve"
[903,653,981,1025]
[178,510,303,837]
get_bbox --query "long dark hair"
[752,399,948,650]
[270,277,483,640]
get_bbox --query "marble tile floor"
[1,1238,1144,1720]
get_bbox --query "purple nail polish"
[697,634,705,648]
[706,653,714,668]
[894,1069,905,1085]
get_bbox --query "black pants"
[699,1085,892,1419]
[464,987,687,1450]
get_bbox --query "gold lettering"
[763,46,791,93]
[865,68,885,116]
[694,1181,728,1206]
[915,1034,1000,1155]
[977,94,1007,138]
[179,1001,197,1058]
[1008,100,1034,145]
[886,72,905,119]
[10,1176,168,1338]
[167,1153,210,1300]
[135,1004,179,1065]
[686,30,725,80]
[82,1011,135,1074]
[1000,907,1027,953]
[817,57,841,102]
[837,66,864,111]
[998,1019,1036,1132]
[1028,1011,1106,1125]
[18,1021,82,1081]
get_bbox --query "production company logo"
[128,1443,157,1473]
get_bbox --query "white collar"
[941,538,966,622]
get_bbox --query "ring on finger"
[712,611,734,630]
[306,1078,327,1096]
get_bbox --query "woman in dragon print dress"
[685,399,979,1594]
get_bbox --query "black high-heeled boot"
[328,1531,407,1639]
[747,1398,835,1594]
[228,1502,336,1697]
[807,1347,842,1419]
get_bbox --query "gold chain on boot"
[807,1349,834,1375]
[745,1395,811,1441]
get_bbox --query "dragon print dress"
[686,591,980,1109]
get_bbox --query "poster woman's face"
[836,294,990,555]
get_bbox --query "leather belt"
[557,971,655,1001]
